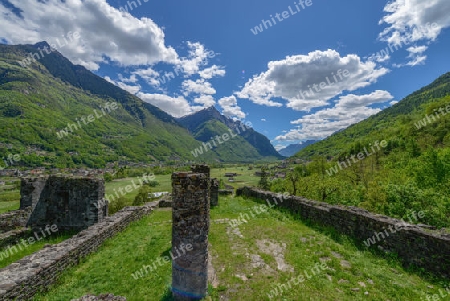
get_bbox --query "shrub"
[108,196,128,215]
[133,185,152,206]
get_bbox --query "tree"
[133,184,152,206]
[286,166,304,195]
[258,166,270,190]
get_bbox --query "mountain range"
[177,107,282,160]
[277,140,318,157]
[0,42,279,168]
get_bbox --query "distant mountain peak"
[278,140,319,157]
[177,106,282,158]
[33,41,51,49]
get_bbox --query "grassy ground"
[0,166,260,213]
[0,231,74,269]
[0,188,20,213]
[33,196,448,301]
[104,165,260,207]
[211,166,260,189]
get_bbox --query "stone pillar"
[210,178,219,207]
[171,172,210,300]
[191,164,210,180]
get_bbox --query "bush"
[133,185,152,206]
[108,196,128,215]
[146,180,159,187]
[104,172,113,182]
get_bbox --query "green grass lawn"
[104,173,172,206]
[104,166,260,208]
[33,196,448,301]
[211,166,260,189]
[0,232,74,269]
[0,189,20,213]
[0,166,259,213]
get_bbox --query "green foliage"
[257,166,270,190]
[108,196,128,215]
[0,44,256,168]
[146,180,159,187]
[103,172,113,182]
[218,178,226,189]
[132,185,151,206]
[279,76,450,228]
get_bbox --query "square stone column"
[171,172,210,300]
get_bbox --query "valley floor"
[31,196,448,301]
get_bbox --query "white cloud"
[334,90,394,108]
[132,67,161,87]
[104,76,114,84]
[198,65,226,79]
[182,79,216,96]
[137,92,203,117]
[274,144,286,151]
[193,95,216,107]
[407,45,428,54]
[218,96,246,119]
[261,118,267,122]
[276,90,394,141]
[406,55,427,66]
[176,42,210,76]
[0,0,179,70]
[118,74,138,84]
[390,100,399,105]
[117,82,141,94]
[370,52,391,63]
[236,50,388,111]
[379,0,450,65]
[104,76,140,94]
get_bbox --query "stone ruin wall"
[237,186,450,279]
[0,208,31,234]
[22,176,108,232]
[0,202,158,300]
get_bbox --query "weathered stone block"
[23,176,107,232]
[172,172,210,300]
[210,179,219,207]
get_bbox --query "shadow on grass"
[161,247,172,258]
[160,288,173,301]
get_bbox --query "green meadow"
[32,196,448,301]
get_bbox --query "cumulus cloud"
[218,96,246,119]
[274,144,286,151]
[137,92,203,117]
[0,0,179,70]
[379,0,450,65]
[276,90,394,141]
[199,65,226,79]
[236,50,388,111]
[176,42,213,76]
[104,76,141,94]
[182,79,216,96]
[132,67,162,87]
[193,95,216,107]
[335,90,394,108]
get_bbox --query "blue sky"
[1,0,449,150]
